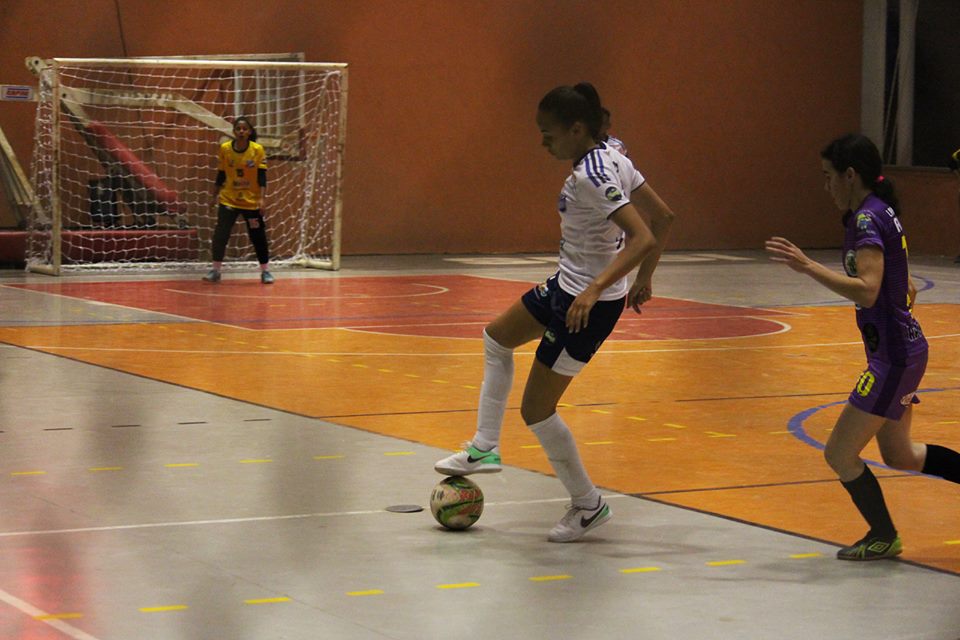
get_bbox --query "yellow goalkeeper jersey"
[217,140,267,210]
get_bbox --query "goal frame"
[26,55,348,275]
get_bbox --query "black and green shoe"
[836,535,902,561]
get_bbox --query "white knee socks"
[471,329,514,451]
[528,412,600,508]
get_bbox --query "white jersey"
[605,135,629,157]
[556,142,645,300]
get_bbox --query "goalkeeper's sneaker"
[261,271,275,284]
[434,443,501,475]
[548,500,611,543]
[202,270,221,283]
[836,534,902,561]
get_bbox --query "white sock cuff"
[482,329,513,357]
[527,412,562,434]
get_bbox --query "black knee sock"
[840,465,897,539]
[921,444,960,484]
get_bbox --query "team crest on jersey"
[843,250,857,276]
[604,186,623,202]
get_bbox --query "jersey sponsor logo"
[844,250,857,276]
[604,186,623,202]
[907,320,923,342]
[855,370,876,397]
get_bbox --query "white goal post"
[25,55,347,274]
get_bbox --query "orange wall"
[0,0,883,255]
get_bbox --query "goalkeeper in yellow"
[203,116,273,283]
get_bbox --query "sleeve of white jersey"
[577,171,632,219]
[624,155,645,192]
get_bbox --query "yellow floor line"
[244,597,290,605]
[620,567,661,574]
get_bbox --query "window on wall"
[863,0,960,168]
[911,2,960,167]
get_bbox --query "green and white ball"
[430,476,484,530]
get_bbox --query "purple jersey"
[842,194,927,365]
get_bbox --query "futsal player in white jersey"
[435,83,675,542]
[600,107,629,157]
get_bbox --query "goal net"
[26,56,347,273]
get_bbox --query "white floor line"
[0,495,629,539]
[0,587,103,640]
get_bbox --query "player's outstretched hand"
[627,277,652,314]
[765,237,812,273]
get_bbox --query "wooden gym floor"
[0,251,957,639]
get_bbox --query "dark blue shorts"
[520,274,625,377]
[848,350,927,421]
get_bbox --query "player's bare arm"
[765,237,884,308]
[566,203,654,333]
[627,183,675,312]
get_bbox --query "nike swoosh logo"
[580,505,607,528]
[467,455,488,463]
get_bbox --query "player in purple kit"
[766,134,960,560]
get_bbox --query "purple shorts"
[848,351,927,420]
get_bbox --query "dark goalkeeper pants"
[211,204,270,264]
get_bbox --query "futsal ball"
[430,476,484,530]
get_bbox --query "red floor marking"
[10,275,790,340]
